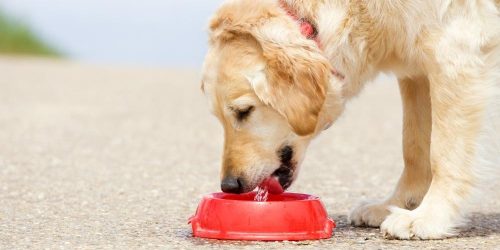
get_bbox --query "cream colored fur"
[202,0,500,239]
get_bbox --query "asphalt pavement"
[0,57,498,249]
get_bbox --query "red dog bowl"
[189,192,335,241]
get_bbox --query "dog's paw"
[349,200,391,227]
[380,207,454,240]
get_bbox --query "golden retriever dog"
[201,0,500,239]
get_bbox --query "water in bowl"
[254,185,269,202]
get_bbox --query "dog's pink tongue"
[259,177,284,194]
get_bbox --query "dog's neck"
[282,0,389,100]
[280,0,392,134]
[280,0,345,81]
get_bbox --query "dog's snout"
[221,175,244,194]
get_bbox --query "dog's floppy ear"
[209,1,331,136]
[251,20,330,136]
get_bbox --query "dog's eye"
[235,106,254,121]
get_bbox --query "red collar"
[279,2,318,41]
[279,1,345,80]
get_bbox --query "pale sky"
[0,0,224,67]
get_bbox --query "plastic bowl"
[189,192,335,241]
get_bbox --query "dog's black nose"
[221,176,244,194]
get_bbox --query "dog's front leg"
[380,69,486,239]
[350,76,433,227]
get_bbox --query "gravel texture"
[0,57,498,249]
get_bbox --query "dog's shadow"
[458,212,500,237]
[330,212,500,239]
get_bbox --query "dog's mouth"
[266,145,295,191]
[257,165,293,195]
[271,165,294,190]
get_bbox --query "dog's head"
[201,0,343,193]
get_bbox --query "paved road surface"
[0,57,498,249]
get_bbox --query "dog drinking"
[254,185,269,202]
[254,177,284,201]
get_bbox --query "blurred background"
[0,0,223,67]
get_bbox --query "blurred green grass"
[0,10,60,56]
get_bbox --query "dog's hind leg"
[350,76,433,227]
[391,76,434,209]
